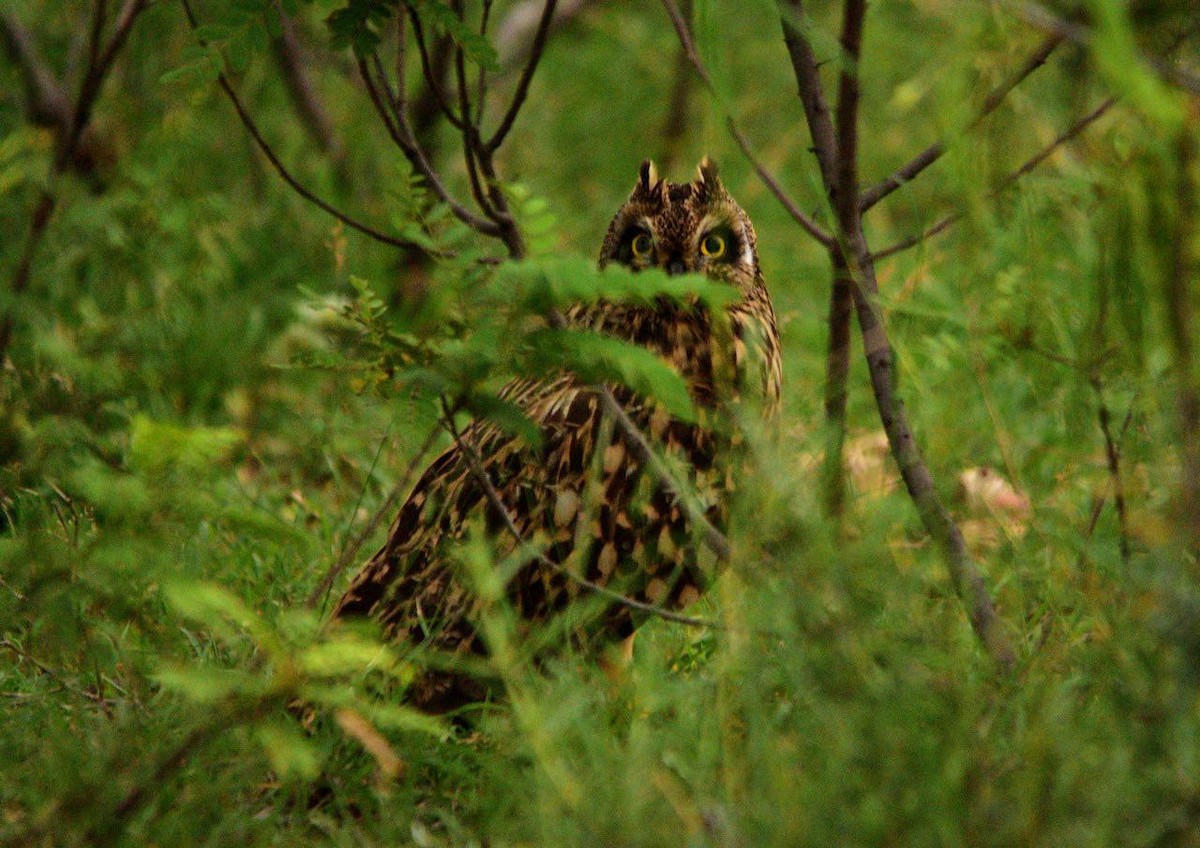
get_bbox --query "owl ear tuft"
[638,159,660,193]
[696,156,721,187]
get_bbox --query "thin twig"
[355,44,505,239]
[307,422,444,609]
[858,31,1065,210]
[438,398,721,629]
[485,0,557,152]
[406,6,467,130]
[728,121,835,247]
[871,97,1116,261]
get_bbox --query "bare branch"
[858,31,1065,211]
[661,0,835,246]
[485,0,557,152]
[834,0,864,228]
[779,1,840,191]
[439,398,721,629]
[777,1,1015,669]
[871,97,1116,261]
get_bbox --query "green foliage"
[1,0,1199,846]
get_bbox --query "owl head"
[598,157,763,296]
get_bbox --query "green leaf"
[128,415,243,474]
[415,0,499,71]
[155,665,261,703]
[528,329,696,422]
[467,393,544,450]
[256,720,322,780]
[163,581,277,650]
[358,701,448,738]
[298,639,411,681]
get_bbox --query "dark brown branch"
[662,0,835,246]
[834,0,864,229]
[858,32,1064,211]
[821,253,853,514]
[871,97,1116,261]
[778,0,1015,669]
[485,0,557,152]
[1093,381,1132,562]
[307,422,444,609]
[779,1,840,192]
[439,398,721,629]
[821,0,865,519]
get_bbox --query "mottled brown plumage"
[333,159,780,711]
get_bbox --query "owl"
[332,158,781,711]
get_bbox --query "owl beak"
[665,258,686,277]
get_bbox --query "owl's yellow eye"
[631,233,653,259]
[700,233,726,259]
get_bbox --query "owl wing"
[332,367,721,705]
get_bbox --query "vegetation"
[1,0,1198,844]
